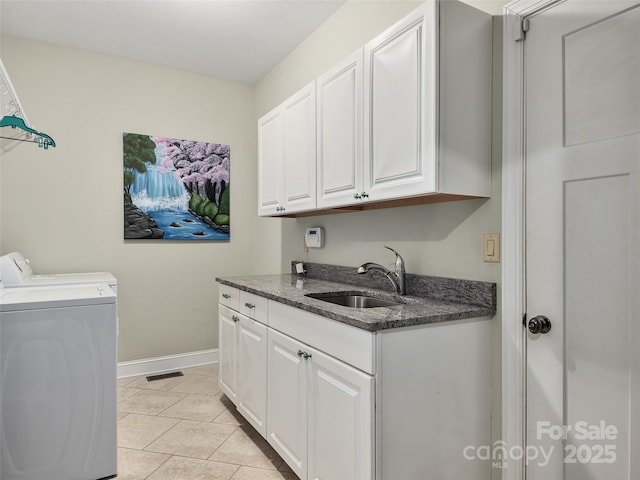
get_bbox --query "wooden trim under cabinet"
[280,193,486,218]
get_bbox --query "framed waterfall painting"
[123,132,230,240]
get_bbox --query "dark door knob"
[528,315,552,334]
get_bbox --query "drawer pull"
[297,349,312,360]
[232,315,240,323]
[222,293,231,299]
[244,302,255,309]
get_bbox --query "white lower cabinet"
[237,315,267,437]
[266,329,308,479]
[307,339,374,480]
[219,288,491,480]
[218,303,267,437]
[267,328,374,480]
[218,304,239,403]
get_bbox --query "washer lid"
[0,284,116,312]
[23,271,117,288]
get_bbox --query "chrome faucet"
[357,246,406,295]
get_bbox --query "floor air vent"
[146,371,184,382]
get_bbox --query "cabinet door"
[218,305,239,403]
[267,328,308,480]
[364,2,438,201]
[237,316,267,438]
[258,108,282,216]
[281,81,317,214]
[316,49,363,208]
[307,346,374,480]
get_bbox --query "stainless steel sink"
[306,292,401,308]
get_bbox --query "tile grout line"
[142,451,172,480]
[207,424,241,461]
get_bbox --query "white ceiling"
[0,0,346,85]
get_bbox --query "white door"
[307,346,374,480]
[525,1,640,478]
[266,328,308,480]
[316,49,364,208]
[218,305,239,403]
[237,316,267,438]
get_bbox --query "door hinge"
[515,17,530,42]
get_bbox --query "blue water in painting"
[149,210,229,240]
[131,167,229,241]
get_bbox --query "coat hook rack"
[0,58,56,150]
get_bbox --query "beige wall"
[0,35,282,362]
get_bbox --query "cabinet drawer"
[268,300,375,375]
[219,284,240,310]
[239,290,268,324]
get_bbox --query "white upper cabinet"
[364,3,438,201]
[258,82,317,216]
[282,83,317,213]
[258,110,282,216]
[316,49,364,208]
[363,0,492,202]
[259,0,492,216]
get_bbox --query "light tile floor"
[118,366,296,480]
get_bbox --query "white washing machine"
[0,284,117,480]
[0,251,119,334]
[0,252,117,293]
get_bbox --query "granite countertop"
[216,264,496,331]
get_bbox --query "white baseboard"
[118,349,218,379]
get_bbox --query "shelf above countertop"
[215,270,496,332]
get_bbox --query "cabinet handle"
[297,349,312,360]
[222,293,231,299]
[361,192,369,198]
[232,315,240,323]
[244,302,255,309]
[354,193,361,200]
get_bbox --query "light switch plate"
[483,233,500,263]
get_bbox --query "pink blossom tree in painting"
[153,136,231,229]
